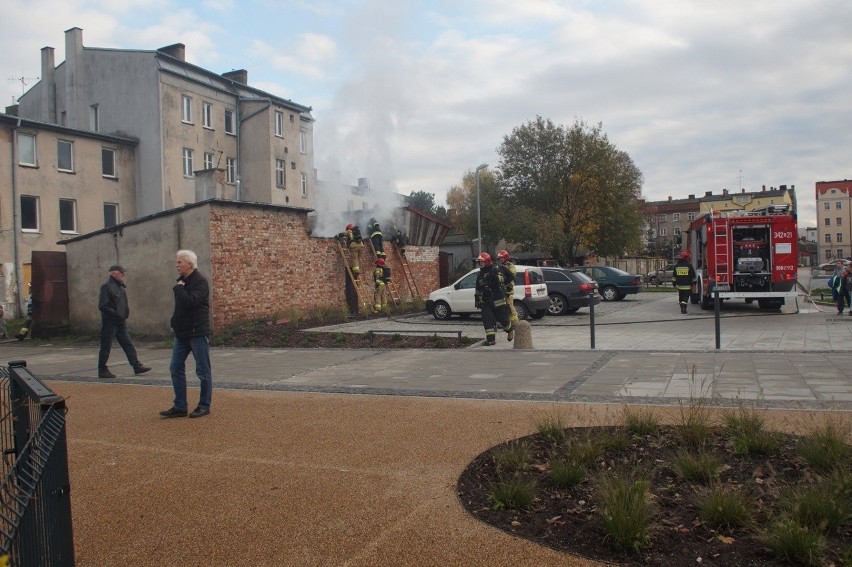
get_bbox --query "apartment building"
[640,195,701,256]
[16,27,315,217]
[0,114,138,315]
[815,179,852,261]
[698,185,796,215]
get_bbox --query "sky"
[3,0,851,229]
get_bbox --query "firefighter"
[367,218,385,259]
[391,227,408,258]
[496,249,517,341]
[338,223,364,278]
[474,252,513,345]
[372,258,389,313]
[673,251,697,314]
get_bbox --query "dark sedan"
[567,265,644,301]
[540,267,601,315]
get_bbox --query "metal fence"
[0,361,75,567]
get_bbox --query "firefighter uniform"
[368,218,385,259]
[474,253,512,345]
[497,250,517,340]
[338,224,364,277]
[373,259,389,313]
[391,229,407,258]
[673,253,697,314]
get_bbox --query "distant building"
[815,179,852,262]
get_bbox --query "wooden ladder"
[394,243,421,302]
[336,240,371,314]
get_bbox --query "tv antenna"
[8,75,40,94]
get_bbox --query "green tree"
[446,169,508,254]
[406,190,449,221]
[498,117,643,264]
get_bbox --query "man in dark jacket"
[160,250,212,419]
[97,265,151,379]
[474,252,513,345]
[673,251,697,314]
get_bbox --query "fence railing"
[0,361,75,567]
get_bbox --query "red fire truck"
[685,204,798,310]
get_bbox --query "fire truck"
[684,204,798,310]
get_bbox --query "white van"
[426,265,550,320]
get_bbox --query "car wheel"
[432,301,452,320]
[648,275,658,285]
[513,300,530,320]
[601,285,618,301]
[548,293,567,316]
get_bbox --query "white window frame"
[20,195,40,232]
[687,212,696,221]
[659,227,667,236]
[824,202,831,210]
[837,233,843,243]
[90,104,99,132]
[104,203,119,228]
[300,173,307,196]
[226,157,236,184]
[224,109,235,135]
[102,147,116,178]
[672,213,680,221]
[59,198,77,233]
[18,133,37,166]
[658,213,666,222]
[836,202,842,210]
[274,111,284,137]
[275,159,285,187]
[203,152,214,170]
[182,148,194,177]
[300,130,307,153]
[181,95,193,123]
[57,140,74,172]
[202,101,213,129]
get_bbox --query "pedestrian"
[367,218,385,259]
[829,259,846,314]
[841,263,852,317]
[97,265,151,379]
[673,251,696,314]
[474,252,513,345]
[496,249,517,340]
[160,250,212,419]
[372,258,389,313]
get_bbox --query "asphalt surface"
[1,269,849,566]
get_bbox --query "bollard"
[714,286,721,350]
[589,290,596,350]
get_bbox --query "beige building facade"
[0,114,137,316]
[815,179,852,262]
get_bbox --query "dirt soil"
[456,425,850,567]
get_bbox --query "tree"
[445,169,508,254]
[498,117,643,264]
[406,190,449,221]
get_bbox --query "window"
[837,218,843,226]
[687,212,696,221]
[672,213,680,221]
[202,102,213,129]
[181,95,193,123]
[838,249,845,258]
[18,133,36,165]
[90,104,99,132]
[837,233,843,243]
[658,213,666,222]
[274,111,283,137]
[825,234,832,243]
[673,227,681,235]
[300,173,307,196]
[300,130,307,153]
[203,152,214,170]
[20,196,39,231]
[826,250,833,260]
[182,148,194,177]
[59,199,77,233]
[290,113,294,123]
[226,157,236,184]
[104,203,118,228]
[224,109,235,134]
[102,147,116,177]
[659,227,667,236]
[836,202,842,210]
[275,159,285,187]
[825,202,831,210]
[825,218,831,226]
[57,140,74,172]
[291,161,296,170]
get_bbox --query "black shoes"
[485,340,496,346]
[680,305,687,314]
[159,407,188,418]
[98,368,116,379]
[134,364,152,375]
[189,406,210,419]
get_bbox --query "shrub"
[781,474,852,534]
[671,449,721,483]
[550,459,585,489]
[492,441,531,474]
[799,419,851,473]
[597,473,655,553]
[488,474,535,511]
[698,485,753,531]
[760,519,826,567]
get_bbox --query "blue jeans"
[169,336,212,411]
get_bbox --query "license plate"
[536,288,545,296]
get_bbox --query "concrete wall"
[65,200,441,337]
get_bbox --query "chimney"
[40,46,56,123]
[780,184,787,190]
[667,196,672,202]
[158,43,186,61]
[741,188,745,193]
[705,191,712,197]
[688,194,695,199]
[762,185,766,191]
[64,27,84,128]
[722,188,728,196]
[222,69,248,85]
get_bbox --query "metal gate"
[30,252,69,338]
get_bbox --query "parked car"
[646,263,676,285]
[540,267,601,315]
[426,265,550,320]
[817,260,850,274]
[567,265,644,301]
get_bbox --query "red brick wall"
[208,205,439,329]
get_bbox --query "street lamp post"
[475,163,488,255]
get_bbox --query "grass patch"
[549,459,585,489]
[759,519,826,567]
[697,485,753,531]
[597,473,655,553]
[671,449,721,483]
[488,474,535,511]
[492,441,532,474]
[535,414,568,444]
[798,418,851,473]
[623,407,660,436]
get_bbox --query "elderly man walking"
[97,265,151,378]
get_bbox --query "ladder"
[394,243,421,301]
[336,240,371,314]
[712,215,731,285]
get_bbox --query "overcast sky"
[3,0,850,228]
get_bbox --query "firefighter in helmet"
[368,218,385,259]
[673,251,697,314]
[338,223,364,278]
[391,227,408,258]
[496,249,517,341]
[474,252,513,345]
[373,258,389,313]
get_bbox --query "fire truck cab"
[685,204,798,310]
